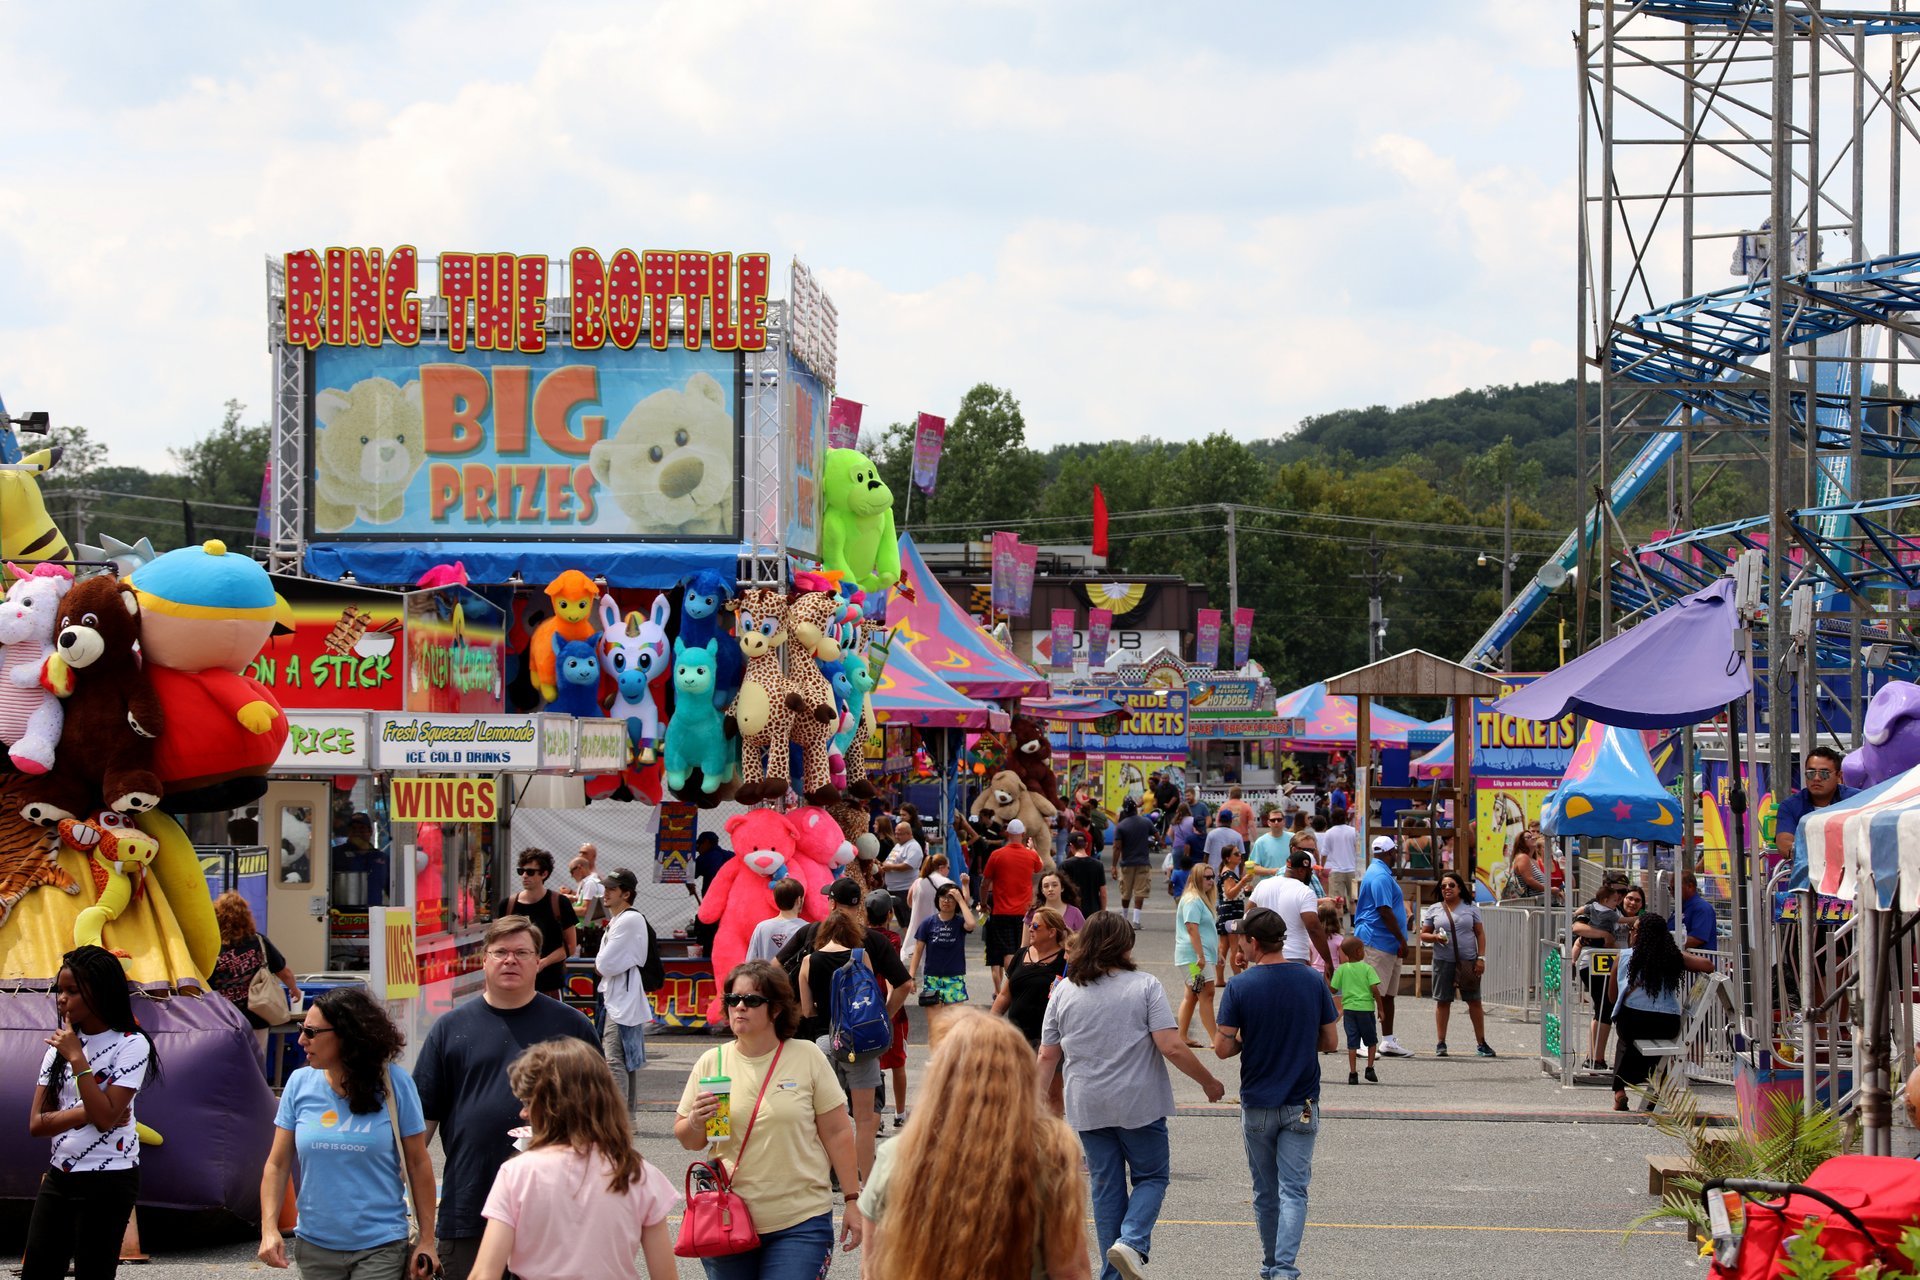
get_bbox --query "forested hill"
[1260,382,1580,481]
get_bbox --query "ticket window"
[263,781,330,974]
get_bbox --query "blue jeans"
[700,1210,834,1280]
[1080,1119,1170,1279]
[1242,1104,1319,1280]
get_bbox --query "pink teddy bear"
[698,809,794,1023]
[784,805,855,922]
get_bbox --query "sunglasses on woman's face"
[723,993,770,1009]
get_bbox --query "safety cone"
[119,1209,148,1263]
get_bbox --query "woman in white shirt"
[594,868,652,1111]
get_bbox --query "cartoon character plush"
[61,809,159,956]
[782,590,844,806]
[663,639,735,796]
[819,449,900,596]
[588,372,736,536]
[699,809,794,1021]
[528,571,601,703]
[1006,715,1061,812]
[783,805,852,922]
[0,564,74,773]
[0,448,73,565]
[969,769,1057,842]
[128,539,290,814]
[548,636,602,718]
[312,377,426,532]
[678,570,743,711]
[599,594,671,765]
[26,575,165,824]
[1844,680,1920,788]
[731,588,795,803]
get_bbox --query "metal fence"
[1479,904,1546,1019]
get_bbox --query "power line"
[907,501,1562,545]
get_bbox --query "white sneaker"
[1106,1242,1148,1280]
[1377,1036,1414,1057]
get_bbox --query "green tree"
[876,384,1045,538]
[171,399,269,509]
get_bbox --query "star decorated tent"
[885,534,1052,701]
[1272,682,1428,750]
[871,637,1013,731]
[1539,720,1682,843]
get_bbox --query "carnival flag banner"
[827,397,863,450]
[1232,607,1255,667]
[1195,609,1222,668]
[1011,541,1038,617]
[912,413,947,494]
[1087,609,1114,669]
[1051,610,1077,673]
[990,532,1018,614]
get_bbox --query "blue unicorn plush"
[665,638,736,794]
[548,634,603,717]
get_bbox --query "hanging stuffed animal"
[818,656,855,791]
[548,634,603,718]
[598,594,670,765]
[698,809,792,1022]
[1006,714,1062,812]
[0,563,74,774]
[61,809,160,956]
[782,589,844,806]
[528,571,601,702]
[730,588,794,803]
[678,570,743,712]
[837,654,878,802]
[819,448,901,595]
[784,804,852,922]
[663,638,735,796]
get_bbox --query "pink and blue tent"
[872,642,1012,731]
[1412,734,1454,780]
[1273,682,1427,750]
[885,534,1052,701]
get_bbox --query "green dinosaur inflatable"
[820,448,901,595]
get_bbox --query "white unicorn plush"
[0,562,75,773]
[597,594,671,765]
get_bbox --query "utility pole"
[1349,531,1401,664]
[1225,505,1239,618]
[1501,477,1514,669]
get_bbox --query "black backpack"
[640,917,666,992]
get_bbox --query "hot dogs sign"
[286,245,764,542]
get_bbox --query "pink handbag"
[674,1043,784,1259]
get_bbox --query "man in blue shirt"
[1216,906,1338,1280]
[1353,837,1412,1057]
[1774,745,1858,892]
[1679,873,1719,950]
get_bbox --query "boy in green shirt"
[1330,936,1383,1084]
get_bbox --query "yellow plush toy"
[313,377,427,532]
[588,372,735,536]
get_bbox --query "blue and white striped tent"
[1805,767,1920,910]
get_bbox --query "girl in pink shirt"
[472,1039,679,1280]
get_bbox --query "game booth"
[0,243,990,1230]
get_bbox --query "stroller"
[1701,1156,1920,1278]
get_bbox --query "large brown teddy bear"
[24,575,165,825]
[1006,715,1060,811]
[969,769,1057,842]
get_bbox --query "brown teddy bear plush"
[969,769,1057,842]
[22,575,165,824]
[1006,715,1060,811]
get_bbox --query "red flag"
[1091,485,1109,558]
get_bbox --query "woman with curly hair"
[860,1008,1090,1280]
[259,987,437,1278]
[209,891,301,1053]
[469,1039,677,1280]
[1605,914,1715,1112]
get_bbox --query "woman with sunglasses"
[1174,864,1221,1048]
[497,849,578,998]
[676,961,863,1279]
[260,987,438,1278]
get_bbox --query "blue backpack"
[828,948,892,1061]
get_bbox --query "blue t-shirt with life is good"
[1218,962,1339,1109]
[275,1061,425,1251]
[914,913,969,978]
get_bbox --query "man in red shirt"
[982,819,1048,996]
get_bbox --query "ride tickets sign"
[288,246,756,542]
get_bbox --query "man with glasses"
[1248,808,1293,887]
[1774,745,1857,889]
[413,916,596,1280]
[495,850,578,999]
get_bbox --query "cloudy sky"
[0,1,1575,471]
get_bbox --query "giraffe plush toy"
[730,588,794,803]
[782,589,844,806]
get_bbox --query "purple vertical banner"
[255,460,273,537]
[1086,609,1113,669]
[1011,542,1038,617]
[827,397,863,450]
[1232,607,1255,667]
[1195,608,1222,668]
[1050,609,1077,673]
[912,412,947,494]
[990,531,1018,614]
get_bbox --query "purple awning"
[1492,578,1750,730]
